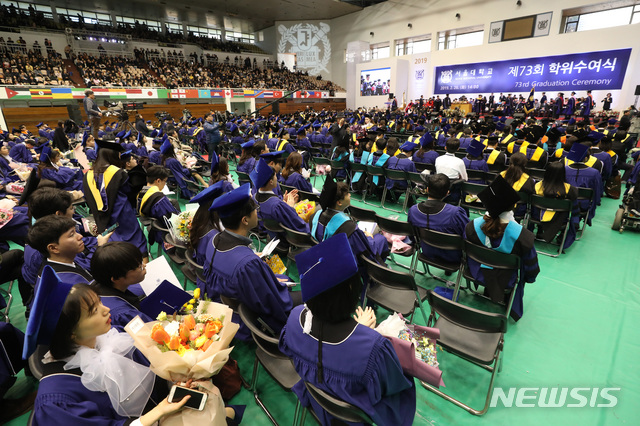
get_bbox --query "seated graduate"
[24,269,192,426]
[91,241,152,331]
[312,177,389,262]
[281,152,314,193]
[203,184,300,341]
[252,158,309,245]
[123,151,147,208]
[8,137,36,165]
[532,162,579,249]
[36,144,84,192]
[83,139,148,259]
[136,165,179,245]
[500,152,535,219]
[82,132,97,164]
[589,133,615,182]
[408,173,469,264]
[279,233,416,426]
[147,137,163,165]
[565,133,604,176]
[412,132,439,165]
[564,142,602,225]
[27,215,95,289]
[385,141,417,192]
[258,150,285,196]
[160,139,202,200]
[0,143,21,184]
[462,139,490,183]
[483,135,507,170]
[464,176,540,321]
[235,140,256,174]
[208,151,235,192]
[273,128,297,155]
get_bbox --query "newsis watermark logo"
[490,387,621,408]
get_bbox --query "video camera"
[103,100,145,121]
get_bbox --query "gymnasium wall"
[329,0,640,111]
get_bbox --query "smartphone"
[168,385,208,411]
[101,222,119,236]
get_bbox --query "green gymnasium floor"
[4,168,640,426]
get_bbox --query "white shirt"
[435,153,468,181]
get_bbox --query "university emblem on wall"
[277,22,331,74]
[440,70,453,84]
[537,20,548,30]
[492,28,501,37]
[415,70,425,80]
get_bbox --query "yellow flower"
[195,335,208,348]
[193,288,201,300]
[186,304,193,311]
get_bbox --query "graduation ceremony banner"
[433,48,632,94]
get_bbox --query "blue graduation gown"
[462,156,490,184]
[0,207,29,246]
[408,201,469,263]
[41,166,84,191]
[137,187,179,245]
[236,157,256,174]
[148,150,161,165]
[565,164,602,224]
[83,169,148,255]
[256,191,310,242]
[85,148,97,163]
[279,306,416,426]
[591,149,613,180]
[203,230,293,341]
[413,150,439,165]
[464,218,540,321]
[8,143,33,163]
[283,172,314,193]
[385,155,416,190]
[164,157,195,199]
[193,228,219,289]
[33,363,135,425]
[0,156,18,183]
[98,285,153,332]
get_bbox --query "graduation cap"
[588,131,606,144]
[467,139,485,158]
[260,150,284,163]
[209,183,253,217]
[319,176,337,210]
[150,129,158,138]
[189,180,227,205]
[297,127,307,136]
[122,130,132,140]
[159,139,172,155]
[139,280,192,319]
[420,132,434,148]
[241,140,255,149]
[607,118,617,125]
[81,131,90,147]
[478,175,520,219]
[116,130,126,139]
[22,266,74,359]
[415,125,425,132]
[36,122,44,128]
[229,124,239,134]
[400,141,417,152]
[37,145,52,163]
[297,233,358,303]
[312,121,321,129]
[146,120,151,124]
[513,129,527,140]
[96,139,124,152]
[250,158,274,189]
[136,132,143,143]
[495,122,505,132]
[566,142,589,163]
[120,150,133,161]
[210,150,219,172]
[568,118,576,126]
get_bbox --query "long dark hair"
[540,162,567,198]
[189,198,221,249]
[160,144,176,166]
[209,157,229,185]
[306,274,362,323]
[93,148,124,174]
[480,214,507,239]
[503,152,527,186]
[36,148,61,178]
[238,146,253,166]
[49,284,100,360]
[282,152,303,180]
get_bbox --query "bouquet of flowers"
[0,208,13,230]
[295,199,316,222]
[125,290,239,426]
[375,312,445,387]
[167,208,197,243]
[5,182,25,195]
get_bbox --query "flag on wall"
[524,87,535,115]
[30,89,53,99]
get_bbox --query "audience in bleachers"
[0,48,72,86]
[74,53,160,87]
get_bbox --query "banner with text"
[433,48,631,95]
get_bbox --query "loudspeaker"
[272,101,280,115]
[67,104,82,123]
[635,85,640,96]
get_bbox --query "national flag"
[171,89,187,99]
[260,91,273,98]
[30,89,53,99]
[51,88,73,99]
[224,89,232,98]
[243,89,255,97]
[211,90,224,97]
[233,90,244,98]
[198,89,211,99]
[273,91,283,98]
[524,87,535,115]
[126,88,158,99]
[321,91,329,98]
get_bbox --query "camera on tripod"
[103,101,145,122]
[155,111,171,122]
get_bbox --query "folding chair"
[280,224,318,263]
[299,382,373,425]
[364,165,385,206]
[413,228,464,286]
[514,192,531,226]
[528,195,572,257]
[526,168,547,182]
[236,171,251,187]
[381,169,409,212]
[347,205,377,223]
[576,187,595,240]
[421,290,507,416]
[374,214,417,273]
[260,218,290,259]
[360,255,428,324]
[149,218,170,259]
[404,171,429,210]
[349,161,368,197]
[0,279,14,322]
[237,304,303,426]
[459,240,521,319]
[459,182,488,216]
[330,159,348,182]
[466,169,488,184]
[414,162,435,173]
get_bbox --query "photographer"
[83,89,102,139]
[135,114,149,137]
[203,113,221,159]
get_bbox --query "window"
[438,27,484,50]
[115,16,161,31]
[370,42,390,59]
[166,22,183,35]
[187,26,222,39]
[1,1,51,17]
[225,31,255,43]
[395,34,431,56]
[563,3,639,33]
